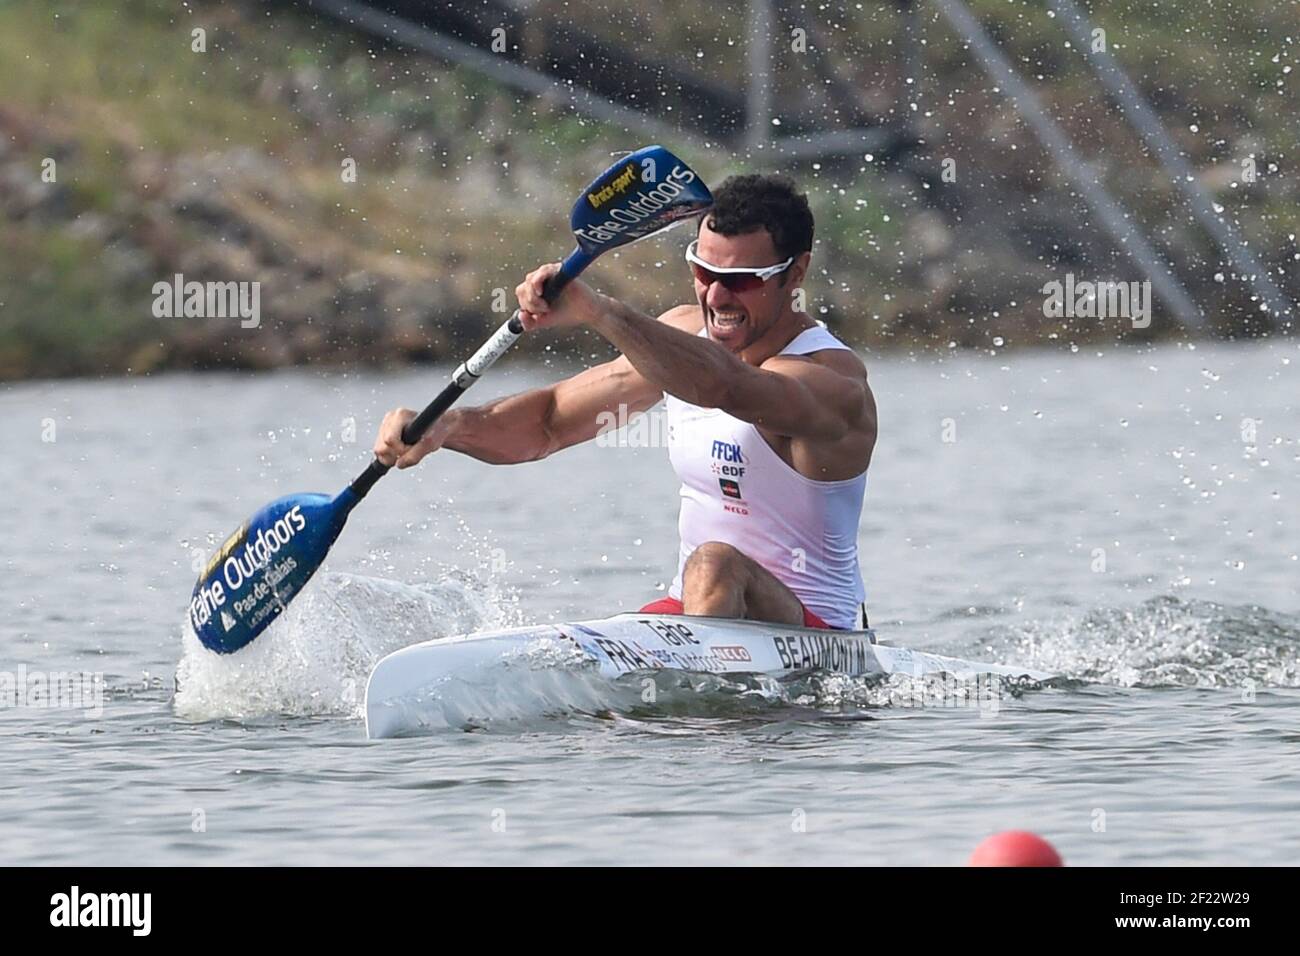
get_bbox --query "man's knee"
[683,541,746,582]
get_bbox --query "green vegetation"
[0,223,149,378]
[0,0,1295,379]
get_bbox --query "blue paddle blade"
[188,488,359,653]
[569,144,713,258]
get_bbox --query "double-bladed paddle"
[189,145,713,653]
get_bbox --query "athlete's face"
[692,221,804,353]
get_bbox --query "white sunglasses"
[684,239,795,291]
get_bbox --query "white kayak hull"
[364,613,1053,738]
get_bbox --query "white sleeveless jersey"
[665,325,867,628]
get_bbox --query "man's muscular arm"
[588,299,869,442]
[372,309,695,468]
[443,355,658,464]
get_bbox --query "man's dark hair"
[703,174,815,263]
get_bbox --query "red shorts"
[637,596,834,630]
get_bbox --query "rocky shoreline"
[1,0,1294,381]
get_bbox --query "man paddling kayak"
[374,175,877,629]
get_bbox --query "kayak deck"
[364,612,1053,738]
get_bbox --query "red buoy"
[969,831,1064,867]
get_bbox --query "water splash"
[975,595,1300,689]
[173,570,520,722]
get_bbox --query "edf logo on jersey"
[710,439,746,494]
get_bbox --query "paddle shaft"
[348,269,573,499]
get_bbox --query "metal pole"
[901,0,924,116]
[747,0,775,154]
[931,0,1205,330]
[1048,0,1292,323]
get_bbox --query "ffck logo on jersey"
[710,439,746,505]
[710,440,744,463]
